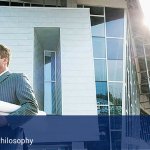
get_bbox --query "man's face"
[0,57,8,74]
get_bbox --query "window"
[138,57,147,71]
[109,83,122,106]
[106,7,124,37]
[96,82,108,105]
[110,106,122,115]
[85,6,104,15]
[109,82,122,115]
[44,50,56,114]
[91,17,105,37]
[108,60,123,81]
[107,38,123,60]
[93,37,106,58]
[94,59,107,81]
[97,106,108,115]
[145,45,150,56]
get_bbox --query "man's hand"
[0,116,8,127]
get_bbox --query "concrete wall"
[55,40,62,115]
[34,30,44,110]
[0,7,97,115]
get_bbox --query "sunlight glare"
[139,0,150,30]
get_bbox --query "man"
[0,44,39,126]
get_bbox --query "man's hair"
[0,44,10,66]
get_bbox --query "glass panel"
[11,2,23,6]
[45,56,51,81]
[145,45,150,56]
[140,72,148,84]
[110,106,122,115]
[138,57,146,71]
[97,106,108,115]
[77,5,83,8]
[108,60,123,81]
[93,37,106,58]
[107,38,123,60]
[44,52,55,81]
[44,82,52,114]
[109,82,122,106]
[135,39,144,57]
[44,51,56,115]
[147,57,150,70]
[85,6,104,15]
[96,82,108,105]
[141,84,149,93]
[106,7,124,37]
[94,59,107,81]
[51,52,55,81]
[91,16,105,37]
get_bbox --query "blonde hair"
[0,44,10,66]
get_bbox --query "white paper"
[0,100,46,115]
[0,111,9,116]
[0,100,20,113]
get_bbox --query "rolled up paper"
[0,100,46,115]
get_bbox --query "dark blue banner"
[0,116,150,150]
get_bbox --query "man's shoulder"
[9,73,28,80]
[10,73,23,76]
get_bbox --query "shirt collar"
[0,68,9,77]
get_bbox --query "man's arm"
[10,74,39,115]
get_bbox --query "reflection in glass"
[108,60,123,81]
[110,106,122,115]
[44,52,55,81]
[93,37,106,58]
[147,57,150,70]
[140,72,148,84]
[106,7,124,37]
[145,45,150,56]
[135,39,144,57]
[94,59,107,81]
[96,82,108,105]
[141,84,149,93]
[97,106,108,115]
[91,17,105,37]
[107,38,123,60]
[109,82,122,106]
[138,57,146,71]
[85,6,104,15]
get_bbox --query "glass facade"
[89,6,124,115]
[89,6,141,116]
[125,21,140,115]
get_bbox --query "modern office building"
[0,0,150,149]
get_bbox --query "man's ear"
[3,58,8,66]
